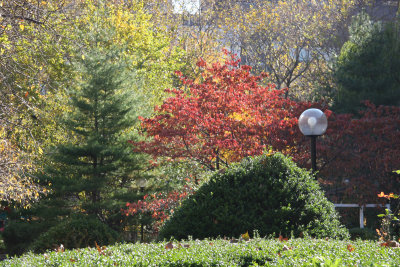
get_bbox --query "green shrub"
[29,215,119,253]
[348,228,378,240]
[3,220,50,256]
[159,153,349,240]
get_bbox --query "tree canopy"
[333,13,400,114]
[134,53,313,171]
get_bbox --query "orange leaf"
[95,241,101,252]
[241,231,250,241]
[165,242,174,249]
[24,91,29,98]
[56,244,64,253]
[278,235,288,242]
[347,244,355,252]
[95,241,106,255]
[377,192,387,198]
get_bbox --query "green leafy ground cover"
[1,238,399,266]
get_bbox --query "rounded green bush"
[29,215,119,253]
[3,220,50,256]
[159,153,349,240]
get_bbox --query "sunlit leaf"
[241,231,250,241]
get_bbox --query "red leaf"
[196,58,206,68]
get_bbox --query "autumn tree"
[171,0,226,76]
[314,102,400,203]
[220,0,359,100]
[134,53,312,171]
[0,0,78,125]
[143,0,359,97]
[78,0,186,108]
[29,0,189,220]
[0,0,78,206]
[0,129,48,207]
[0,0,72,96]
[0,0,185,206]
[143,0,229,79]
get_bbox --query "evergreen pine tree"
[3,37,149,254]
[333,13,400,114]
[32,42,147,228]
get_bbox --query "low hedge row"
[2,238,400,266]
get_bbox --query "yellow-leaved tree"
[0,0,78,206]
[143,0,229,79]
[220,0,360,100]
[75,0,186,108]
[0,0,186,206]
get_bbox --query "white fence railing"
[334,203,390,229]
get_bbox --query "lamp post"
[137,178,147,193]
[136,178,147,242]
[298,108,328,173]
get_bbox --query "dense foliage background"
[1,0,399,258]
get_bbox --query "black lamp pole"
[310,135,317,173]
[298,108,328,176]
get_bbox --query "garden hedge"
[29,215,119,253]
[159,153,349,240]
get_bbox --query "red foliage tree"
[132,53,315,170]
[132,54,400,204]
[317,102,400,203]
[123,185,194,232]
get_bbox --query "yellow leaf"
[19,24,24,31]
[82,55,85,60]
[241,231,250,241]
